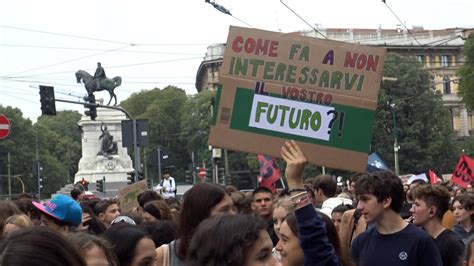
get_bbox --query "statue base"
[74,107,134,185]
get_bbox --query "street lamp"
[390,103,400,175]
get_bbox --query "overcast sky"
[1,0,473,121]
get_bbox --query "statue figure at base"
[98,123,118,157]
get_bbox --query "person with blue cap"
[32,194,82,234]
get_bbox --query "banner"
[257,154,281,194]
[117,180,148,212]
[367,152,389,172]
[208,26,386,172]
[452,155,474,188]
[429,169,440,184]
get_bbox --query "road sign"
[0,114,11,140]
[198,168,206,178]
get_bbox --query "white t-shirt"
[319,197,353,217]
[155,177,176,199]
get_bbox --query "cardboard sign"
[452,154,474,188]
[116,180,148,213]
[209,26,387,172]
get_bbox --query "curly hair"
[411,184,451,220]
[186,214,267,266]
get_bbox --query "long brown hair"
[285,212,354,266]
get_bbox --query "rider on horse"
[94,62,107,90]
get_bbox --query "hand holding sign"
[281,140,307,188]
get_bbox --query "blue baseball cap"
[32,194,82,227]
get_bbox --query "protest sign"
[117,180,147,212]
[209,26,387,172]
[452,154,474,188]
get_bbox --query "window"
[416,55,425,65]
[441,55,450,67]
[443,76,451,94]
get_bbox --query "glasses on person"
[110,216,136,226]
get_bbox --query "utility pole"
[7,152,11,196]
[391,103,400,176]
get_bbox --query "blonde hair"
[273,197,294,212]
[4,214,33,230]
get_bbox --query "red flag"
[429,169,440,184]
[257,154,281,194]
[452,155,474,188]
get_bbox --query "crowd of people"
[0,141,473,266]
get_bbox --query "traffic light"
[206,168,212,182]
[127,171,136,185]
[83,94,97,120]
[96,177,105,193]
[39,85,56,115]
[218,167,226,185]
[79,178,89,191]
[32,161,44,193]
[185,170,192,184]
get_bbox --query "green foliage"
[0,106,81,197]
[458,33,474,110]
[372,53,459,175]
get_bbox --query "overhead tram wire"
[381,0,421,46]
[279,0,327,39]
[0,57,203,79]
[0,44,131,79]
[0,25,134,46]
[0,44,203,56]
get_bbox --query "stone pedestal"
[75,107,134,185]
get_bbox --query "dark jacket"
[296,204,341,266]
[452,224,473,244]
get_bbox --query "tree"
[0,105,36,195]
[121,86,189,181]
[36,111,82,193]
[371,53,459,175]
[458,33,474,109]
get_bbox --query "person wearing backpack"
[156,171,176,199]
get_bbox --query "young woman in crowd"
[104,223,157,266]
[276,212,352,266]
[143,200,173,221]
[186,214,279,266]
[67,232,118,266]
[280,140,342,266]
[0,200,22,233]
[451,193,474,244]
[155,182,236,266]
[0,226,86,266]
[273,197,294,239]
[2,214,33,236]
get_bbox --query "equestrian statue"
[76,62,122,106]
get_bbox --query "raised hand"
[281,140,307,189]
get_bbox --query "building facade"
[195,27,473,137]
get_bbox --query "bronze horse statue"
[75,70,122,106]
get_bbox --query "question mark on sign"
[327,110,338,135]
[337,112,345,138]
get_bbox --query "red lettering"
[356,54,367,70]
[282,86,292,98]
[256,39,269,56]
[232,36,244,53]
[366,55,379,71]
[323,94,332,105]
[232,37,279,56]
[269,41,278,57]
[244,38,256,53]
[315,93,324,104]
[290,88,299,98]
[344,52,358,68]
